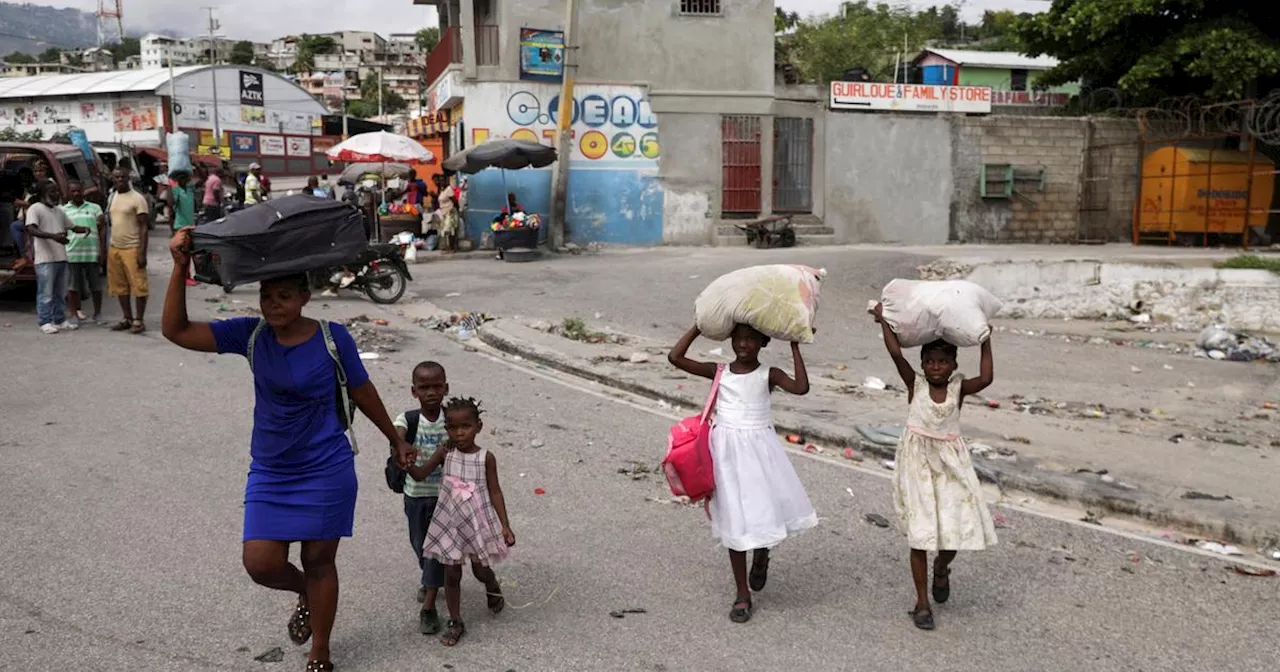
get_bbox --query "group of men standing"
[21,165,153,335]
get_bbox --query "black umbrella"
[442,139,558,174]
[191,195,367,288]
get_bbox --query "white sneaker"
[321,289,338,297]
[40,323,59,334]
[56,321,80,331]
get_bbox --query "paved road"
[2,253,1278,671]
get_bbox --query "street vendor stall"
[441,139,557,261]
[326,132,434,242]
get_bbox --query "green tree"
[6,51,35,64]
[108,37,140,65]
[790,1,942,83]
[775,6,799,33]
[354,73,408,115]
[291,34,338,74]
[37,46,62,63]
[414,27,440,52]
[229,40,256,66]
[1018,0,1280,101]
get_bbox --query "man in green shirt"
[61,181,105,325]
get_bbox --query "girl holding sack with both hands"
[668,322,818,624]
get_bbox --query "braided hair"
[444,396,484,421]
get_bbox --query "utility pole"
[340,47,349,139]
[204,7,222,153]
[377,67,384,119]
[548,0,580,251]
[167,51,177,135]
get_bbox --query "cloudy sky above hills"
[25,0,1047,42]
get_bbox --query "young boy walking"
[393,361,450,635]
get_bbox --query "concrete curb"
[475,322,1279,549]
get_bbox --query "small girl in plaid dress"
[419,397,516,646]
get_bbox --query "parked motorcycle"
[310,242,412,304]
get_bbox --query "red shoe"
[185,278,199,287]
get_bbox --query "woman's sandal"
[729,597,753,623]
[129,319,145,334]
[287,598,312,646]
[932,567,951,604]
[909,607,935,631]
[441,619,466,646]
[485,581,506,614]
[304,661,334,672]
[749,549,771,592]
[109,319,132,332]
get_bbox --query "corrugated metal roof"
[919,49,1059,70]
[0,66,206,100]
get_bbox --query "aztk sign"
[830,82,992,114]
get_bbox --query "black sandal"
[909,607,935,631]
[485,580,505,614]
[418,608,441,635]
[749,549,770,592]
[932,567,951,604]
[287,597,312,646]
[305,661,334,672]
[441,619,466,646]
[729,597,753,623]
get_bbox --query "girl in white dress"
[872,303,997,631]
[669,323,819,623]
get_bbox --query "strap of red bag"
[698,364,726,424]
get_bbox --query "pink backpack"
[662,365,725,502]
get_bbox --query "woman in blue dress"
[161,229,415,672]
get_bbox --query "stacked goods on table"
[190,195,367,289]
[870,279,1003,347]
[695,265,826,343]
[491,211,541,231]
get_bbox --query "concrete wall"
[824,114,953,244]
[459,81,664,245]
[495,0,774,96]
[951,116,1089,243]
[655,113,720,244]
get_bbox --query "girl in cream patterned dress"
[872,303,997,631]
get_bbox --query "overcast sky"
[30,0,1047,42]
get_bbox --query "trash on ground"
[1004,435,1032,445]
[618,461,654,480]
[985,399,1001,409]
[253,647,285,663]
[609,608,648,618]
[1181,491,1233,501]
[533,488,547,495]
[864,513,891,528]
[845,487,855,497]
[803,444,822,454]
[1231,565,1278,578]
[1169,433,1186,444]
[1259,544,1280,561]
[862,376,887,391]
[530,439,545,448]
[993,513,1011,528]
[880,459,896,470]
[785,434,805,445]
[445,292,462,298]
[358,352,380,360]
[1195,540,1243,556]
[1129,365,1142,373]
[842,448,863,462]
[628,352,651,364]
[1195,324,1280,363]
[373,318,389,326]
[1081,511,1103,525]
[1099,474,1116,484]
[646,495,692,505]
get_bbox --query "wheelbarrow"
[735,215,796,249]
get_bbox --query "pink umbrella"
[326,131,436,163]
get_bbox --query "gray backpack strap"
[246,318,266,372]
[320,320,359,455]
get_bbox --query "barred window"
[680,0,722,16]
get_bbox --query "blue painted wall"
[462,168,662,245]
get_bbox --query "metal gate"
[722,115,762,215]
[773,117,814,213]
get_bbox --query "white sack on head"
[870,279,1003,348]
[695,265,826,343]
